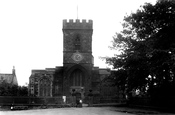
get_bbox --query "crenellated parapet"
[63,19,93,29]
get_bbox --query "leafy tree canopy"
[0,82,28,96]
[106,0,175,96]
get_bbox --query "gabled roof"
[0,73,18,86]
[0,67,18,86]
[99,69,111,75]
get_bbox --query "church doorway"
[70,86,84,106]
[69,68,85,104]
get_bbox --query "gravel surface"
[0,107,174,115]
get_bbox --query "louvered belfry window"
[75,34,81,50]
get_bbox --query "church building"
[0,67,18,86]
[28,19,111,99]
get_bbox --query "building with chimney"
[0,67,18,86]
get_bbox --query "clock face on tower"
[72,52,83,62]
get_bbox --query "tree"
[106,0,175,97]
[0,82,28,96]
[18,86,28,96]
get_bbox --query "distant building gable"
[99,68,111,81]
[0,67,18,86]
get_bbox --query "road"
[0,107,174,115]
[0,107,131,115]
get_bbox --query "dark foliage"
[0,82,28,96]
[106,0,175,97]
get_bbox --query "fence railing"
[0,96,124,106]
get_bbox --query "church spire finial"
[12,66,15,75]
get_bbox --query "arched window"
[70,69,84,86]
[75,34,81,50]
[39,77,51,97]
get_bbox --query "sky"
[0,0,156,86]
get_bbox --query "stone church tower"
[29,19,111,100]
[62,19,94,96]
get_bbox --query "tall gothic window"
[39,78,51,97]
[70,69,84,86]
[75,34,81,50]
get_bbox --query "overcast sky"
[0,0,156,86]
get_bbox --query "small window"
[75,34,81,50]
[55,85,59,94]
[31,90,34,94]
[31,78,34,84]
[75,38,80,42]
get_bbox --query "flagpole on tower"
[77,5,79,19]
